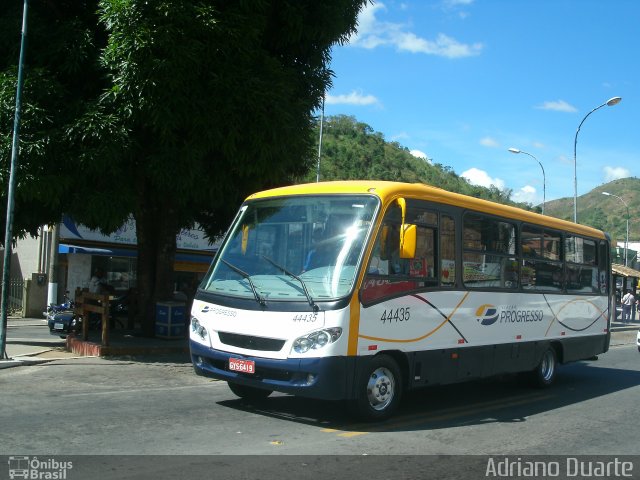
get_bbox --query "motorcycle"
[44,290,74,316]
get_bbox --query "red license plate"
[229,358,255,374]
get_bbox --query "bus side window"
[361,205,441,304]
[440,215,455,286]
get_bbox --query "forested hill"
[300,115,532,210]
[543,177,640,241]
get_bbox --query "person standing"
[89,268,114,294]
[621,289,635,323]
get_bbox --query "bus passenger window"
[440,215,455,285]
[361,202,445,304]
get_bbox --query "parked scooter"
[43,290,75,317]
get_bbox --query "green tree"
[1,0,367,335]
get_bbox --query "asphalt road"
[2,321,638,479]
[1,329,638,456]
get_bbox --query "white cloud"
[325,91,380,106]
[603,166,631,182]
[390,132,409,141]
[443,0,474,18]
[480,137,499,148]
[461,168,505,189]
[350,2,482,58]
[512,185,537,204]
[410,149,432,164]
[444,0,474,6]
[395,32,482,57]
[535,100,577,113]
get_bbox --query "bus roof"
[246,181,607,240]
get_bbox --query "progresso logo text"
[476,304,544,326]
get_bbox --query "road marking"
[338,431,369,438]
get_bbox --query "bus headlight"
[191,317,208,340]
[292,328,342,354]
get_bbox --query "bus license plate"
[229,358,255,374]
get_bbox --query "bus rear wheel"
[351,354,402,421]
[530,347,557,387]
[227,382,273,400]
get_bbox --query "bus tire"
[351,354,402,421]
[530,347,557,387]
[227,382,273,400]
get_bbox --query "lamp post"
[1,0,28,361]
[602,191,629,266]
[573,96,622,223]
[316,95,325,183]
[508,148,545,215]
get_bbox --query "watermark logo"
[476,304,499,325]
[8,456,72,479]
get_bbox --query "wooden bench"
[74,288,111,346]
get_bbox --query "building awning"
[611,263,640,278]
[59,243,214,264]
[59,243,137,257]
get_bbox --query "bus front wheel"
[227,382,273,400]
[530,347,557,387]
[351,354,402,421]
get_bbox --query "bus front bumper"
[190,340,354,401]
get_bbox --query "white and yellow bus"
[190,181,612,420]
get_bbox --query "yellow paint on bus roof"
[246,181,606,239]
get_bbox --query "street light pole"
[508,148,545,215]
[316,95,325,183]
[602,191,629,266]
[573,96,622,223]
[1,0,28,361]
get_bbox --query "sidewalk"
[610,315,640,332]
[1,316,188,369]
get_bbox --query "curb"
[611,326,640,332]
[66,335,189,357]
[0,348,92,370]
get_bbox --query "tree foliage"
[0,1,108,238]
[1,0,368,334]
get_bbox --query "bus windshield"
[202,195,379,303]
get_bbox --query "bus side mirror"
[395,197,416,259]
[399,224,416,259]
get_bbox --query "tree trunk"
[134,193,179,337]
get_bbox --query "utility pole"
[1,0,28,360]
[316,95,325,183]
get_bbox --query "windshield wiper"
[261,255,319,312]
[221,259,266,306]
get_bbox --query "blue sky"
[323,0,638,206]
